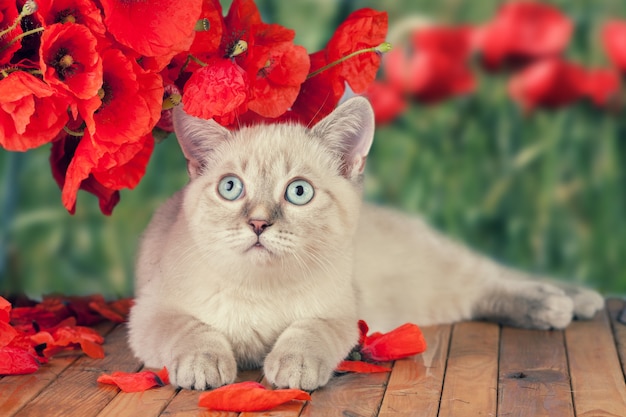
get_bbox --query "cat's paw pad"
[264,351,333,390]
[521,283,574,329]
[169,350,237,390]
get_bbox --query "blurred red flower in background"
[602,21,626,73]
[385,26,475,103]
[509,58,587,111]
[478,1,573,70]
[364,81,406,124]
[509,58,621,112]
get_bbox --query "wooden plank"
[498,327,574,417]
[95,367,178,417]
[0,322,116,417]
[566,305,626,417]
[378,324,452,417]
[14,325,141,417]
[162,368,262,417]
[606,298,626,380]
[298,369,389,417]
[438,322,498,417]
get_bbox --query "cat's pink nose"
[249,219,270,236]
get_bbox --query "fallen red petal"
[0,346,40,375]
[361,323,427,362]
[97,367,169,392]
[336,360,391,373]
[198,381,311,412]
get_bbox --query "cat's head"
[172,98,375,273]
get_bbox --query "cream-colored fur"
[128,97,603,391]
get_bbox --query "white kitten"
[128,97,603,391]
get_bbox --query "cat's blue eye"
[218,176,244,201]
[285,180,314,206]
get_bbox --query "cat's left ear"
[172,106,232,179]
[311,96,375,180]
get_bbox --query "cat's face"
[173,98,375,274]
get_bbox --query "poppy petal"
[361,323,427,362]
[198,381,311,412]
[336,360,391,373]
[0,346,40,375]
[97,367,169,392]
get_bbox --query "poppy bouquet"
[367,1,626,124]
[0,0,388,215]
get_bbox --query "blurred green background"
[1,0,625,298]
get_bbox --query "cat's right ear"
[172,106,232,179]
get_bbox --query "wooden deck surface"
[2,298,626,417]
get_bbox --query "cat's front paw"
[264,348,335,390]
[169,347,237,390]
[170,350,237,390]
[514,283,574,329]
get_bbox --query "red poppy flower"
[51,134,104,215]
[289,9,387,124]
[198,381,311,412]
[100,0,203,57]
[478,2,573,70]
[182,58,249,126]
[0,71,70,152]
[508,58,587,111]
[288,51,344,126]
[98,367,169,392]
[364,81,406,124]
[189,0,224,57]
[384,26,475,103]
[0,296,10,322]
[0,1,23,64]
[584,68,621,107]
[51,48,161,214]
[247,42,310,118]
[602,21,626,73]
[35,0,106,37]
[39,22,103,100]
[325,8,388,94]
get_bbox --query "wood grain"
[607,298,626,380]
[4,300,626,416]
[566,306,626,417]
[498,327,574,417]
[377,324,452,417]
[299,367,390,417]
[438,321,498,417]
[14,325,140,417]
[0,322,116,417]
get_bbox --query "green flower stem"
[63,126,85,137]
[0,27,44,54]
[307,42,392,80]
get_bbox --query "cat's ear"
[311,96,375,180]
[172,106,232,179]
